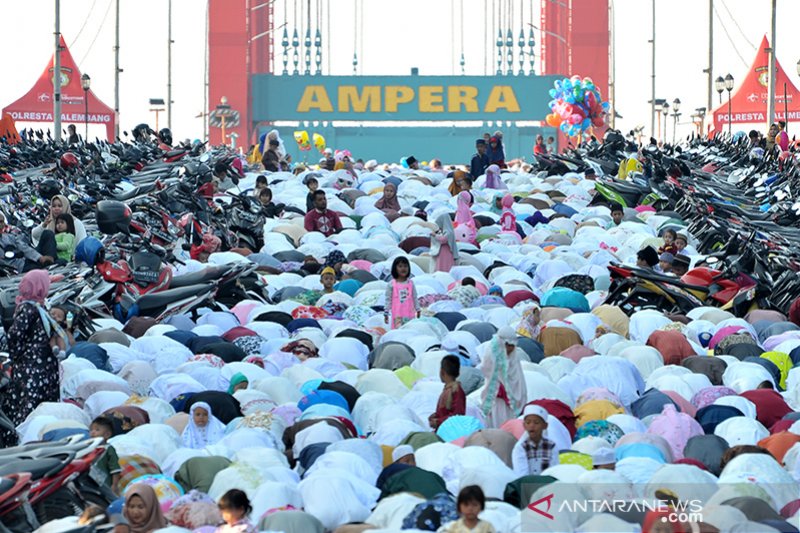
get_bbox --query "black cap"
[476,139,487,146]
[406,156,418,166]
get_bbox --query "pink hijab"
[16,270,50,306]
[454,191,475,226]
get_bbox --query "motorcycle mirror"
[200,153,210,163]
[706,256,719,265]
[4,251,13,259]
[68,194,78,202]
[23,220,34,228]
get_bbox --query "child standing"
[431,214,458,273]
[320,266,336,294]
[499,194,516,232]
[659,228,678,255]
[511,405,560,477]
[610,203,624,226]
[304,176,319,212]
[439,485,496,533]
[384,256,419,329]
[55,213,76,263]
[673,232,688,254]
[88,416,121,495]
[454,191,477,245]
[429,355,466,430]
[215,489,256,533]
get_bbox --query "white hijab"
[181,402,226,449]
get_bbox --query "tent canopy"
[711,35,800,135]
[2,36,116,141]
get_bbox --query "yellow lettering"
[338,86,381,112]
[384,86,415,113]
[484,86,521,113]
[447,86,480,112]
[419,86,444,112]
[296,86,333,113]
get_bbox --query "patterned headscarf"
[480,334,523,417]
[325,250,347,271]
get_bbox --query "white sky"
[1,0,799,144]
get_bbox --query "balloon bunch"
[294,131,327,153]
[546,76,610,138]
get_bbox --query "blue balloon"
[549,89,557,99]
[581,118,591,130]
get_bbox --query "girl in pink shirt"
[384,256,420,329]
[499,194,516,232]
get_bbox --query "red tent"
[711,35,800,135]
[2,36,115,141]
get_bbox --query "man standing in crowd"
[304,190,342,237]
[261,138,282,172]
[470,139,489,179]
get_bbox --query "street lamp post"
[672,98,681,144]
[80,73,91,142]
[715,76,725,104]
[662,101,669,143]
[724,73,734,135]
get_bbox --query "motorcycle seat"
[0,439,66,458]
[169,265,232,289]
[136,284,211,313]
[622,266,711,293]
[608,180,649,193]
[0,477,14,494]
[0,458,62,480]
[112,187,142,202]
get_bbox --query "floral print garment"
[4,303,59,426]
